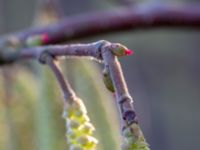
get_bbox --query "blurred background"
[0,0,200,150]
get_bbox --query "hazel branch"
[101,42,137,127]
[20,41,103,60]
[100,42,149,150]
[1,39,148,149]
[0,3,200,46]
[39,52,99,149]
[39,52,75,102]
[22,40,137,128]
[0,40,105,64]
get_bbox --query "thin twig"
[18,40,137,128]
[21,41,103,60]
[101,43,137,129]
[40,52,75,102]
[0,40,104,64]
[32,40,138,130]
[1,39,148,148]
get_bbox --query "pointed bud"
[26,33,49,47]
[40,33,49,44]
[110,43,133,57]
[124,49,133,55]
[102,68,115,93]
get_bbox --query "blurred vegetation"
[0,0,200,150]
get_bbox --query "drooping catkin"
[121,123,150,150]
[63,98,98,150]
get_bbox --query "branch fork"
[1,3,200,149]
[24,40,138,130]
[34,40,146,149]
[0,39,148,149]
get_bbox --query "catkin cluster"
[121,123,150,150]
[63,98,98,150]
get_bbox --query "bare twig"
[0,3,200,46]
[18,40,136,126]
[0,37,149,148]
[21,41,103,60]
[34,40,148,149]
[0,40,104,64]
[2,2,199,150]
[101,42,137,128]
[39,52,75,102]
[40,52,99,149]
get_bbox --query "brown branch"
[1,2,197,149]
[39,52,75,102]
[1,3,200,45]
[20,41,103,60]
[4,39,136,126]
[101,42,137,128]
[0,40,105,64]
[26,40,137,129]
[0,38,149,148]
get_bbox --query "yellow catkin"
[63,98,98,150]
[121,123,150,150]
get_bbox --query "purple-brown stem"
[101,43,137,130]
[24,40,137,134]
[0,39,146,148]
[20,42,102,60]
[0,3,200,46]
[0,40,105,64]
[39,52,75,102]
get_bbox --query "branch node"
[118,94,133,104]
[37,50,54,64]
[92,40,109,60]
[123,110,138,125]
